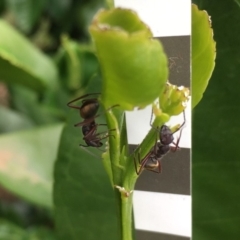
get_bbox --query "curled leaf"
[89,8,168,110]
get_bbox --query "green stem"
[104,106,136,240]
[103,102,171,240]
[121,194,134,240]
[104,107,121,183]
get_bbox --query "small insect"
[67,93,117,148]
[67,93,100,127]
[134,111,185,175]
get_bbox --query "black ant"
[67,93,116,148]
[134,111,185,175]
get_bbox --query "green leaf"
[54,89,120,240]
[56,36,99,92]
[46,0,71,21]
[192,1,240,239]
[89,8,168,110]
[0,219,27,239]
[27,227,56,240]
[235,0,240,7]
[10,85,63,125]
[6,0,47,33]
[0,105,34,133]
[54,129,121,239]
[0,219,56,240]
[0,124,63,208]
[0,20,58,92]
[192,4,216,108]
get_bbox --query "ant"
[67,93,116,148]
[134,111,186,175]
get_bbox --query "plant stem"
[121,194,134,240]
[104,105,136,240]
[104,107,121,180]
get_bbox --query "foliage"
[192,1,240,239]
[0,0,106,238]
[192,4,216,108]
[0,1,223,239]
[0,2,186,238]
[54,8,183,240]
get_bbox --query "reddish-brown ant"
[134,111,185,175]
[67,93,116,148]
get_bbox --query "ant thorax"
[159,125,174,145]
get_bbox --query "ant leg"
[95,133,114,142]
[89,128,116,139]
[149,106,154,127]
[157,161,162,173]
[137,151,153,175]
[149,106,162,142]
[172,110,186,135]
[178,110,186,130]
[83,132,116,149]
[79,145,101,159]
[171,127,183,152]
[67,93,100,109]
[133,151,141,175]
[95,123,107,126]
[106,104,120,111]
[74,117,96,127]
[153,132,159,154]
[79,144,90,147]
[92,104,119,117]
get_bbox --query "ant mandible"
[67,93,116,148]
[134,111,186,175]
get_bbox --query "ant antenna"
[171,110,186,135]
[79,146,101,159]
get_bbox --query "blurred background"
[0,0,105,238]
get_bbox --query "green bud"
[159,82,190,116]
